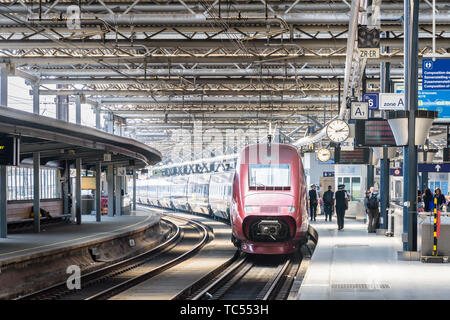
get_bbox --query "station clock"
[326,119,350,143]
[317,148,331,162]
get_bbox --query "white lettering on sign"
[379,93,406,110]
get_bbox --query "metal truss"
[0,0,447,162]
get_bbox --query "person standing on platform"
[308,184,318,221]
[367,189,380,233]
[323,185,334,222]
[363,190,370,223]
[423,188,433,212]
[435,188,446,210]
[334,184,349,230]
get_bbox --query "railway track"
[17,214,210,300]
[177,252,302,301]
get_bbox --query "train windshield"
[248,164,291,188]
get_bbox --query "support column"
[0,65,7,106]
[133,169,136,211]
[107,165,114,216]
[63,160,69,215]
[96,162,102,222]
[33,84,40,114]
[56,84,69,121]
[380,148,390,230]
[380,31,391,231]
[0,165,7,238]
[404,0,419,252]
[115,173,122,216]
[75,95,81,125]
[33,152,40,233]
[75,158,82,225]
[95,107,101,129]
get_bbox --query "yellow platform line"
[0,215,153,258]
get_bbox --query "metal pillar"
[0,65,7,106]
[404,0,419,252]
[63,160,69,215]
[95,107,101,129]
[75,158,82,225]
[115,174,122,216]
[0,165,7,238]
[380,31,391,230]
[33,152,40,233]
[367,165,374,190]
[56,84,69,121]
[107,165,114,216]
[96,162,102,222]
[132,169,136,211]
[75,95,81,125]
[33,84,39,114]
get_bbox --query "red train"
[230,143,309,254]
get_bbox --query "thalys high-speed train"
[136,171,234,219]
[137,142,308,255]
[231,143,309,254]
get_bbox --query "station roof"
[0,107,161,168]
[0,0,448,164]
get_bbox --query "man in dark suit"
[308,184,318,221]
[323,185,334,222]
[334,184,349,230]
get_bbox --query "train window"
[249,164,291,187]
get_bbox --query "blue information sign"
[423,58,450,90]
[362,93,379,110]
[418,163,450,173]
[396,88,450,119]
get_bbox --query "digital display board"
[355,119,396,146]
[0,136,19,166]
[334,147,370,165]
[444,148,450,162]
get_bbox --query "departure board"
[355,119,396,146]
[334,147,370,164]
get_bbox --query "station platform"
[0,211,159,265]
[298,214,450,300]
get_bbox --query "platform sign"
[117,167,126,176]
[340,137,355,151]
[419,163,450,172]
[362,93,379,110]
[390,168,403,176]
[395,85,450,119]
[379,93,406,110]
[323,171,335,177]
[423,58,450,90]
[355,119,396,147]
[334,147,370,164]
[350,102,369,119]
[358,25,380,59]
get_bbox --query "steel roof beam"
[0,38,447,49]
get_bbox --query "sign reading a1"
[362,93,379,110]
[423,58,450,90]
[350,102,369,120]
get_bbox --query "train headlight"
[244,206,259,213]
[280,206,296,214]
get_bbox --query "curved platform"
[297,214,450,300]
[0,212,160,265]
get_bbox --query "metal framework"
[0,0,448,162]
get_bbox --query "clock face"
[327,120,350,143]
[317,148,331,162]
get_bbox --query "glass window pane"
[351,177,361,201]
[248,164,291,187]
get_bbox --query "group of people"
[418,188,447,212]
[308,184,350,230]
